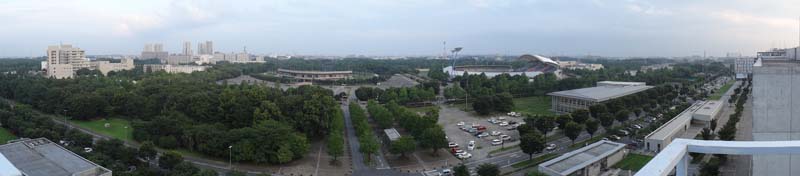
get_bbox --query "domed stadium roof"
[518,54,559,67]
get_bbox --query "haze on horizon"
[0,0,799,58]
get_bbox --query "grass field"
[408,105,439,114]
[70,118,134,142]
[710,80,735,100]
[613,153,654,171]
[0,128,16,143]
[512,96,554,116]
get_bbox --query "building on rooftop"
[0,138,111,176]
[538,140,627,176]
[547,81,653,114]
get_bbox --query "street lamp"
[63,109,68,138]
[228,145,233,170]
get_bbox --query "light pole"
[228,145,233,170]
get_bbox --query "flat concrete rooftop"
[0,138,110,176]
[539,140,626,175]
[547,82,653,102]
[646,101,705,141]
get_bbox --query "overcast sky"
[1,0,799,57]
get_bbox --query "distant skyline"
[1,0,799,57]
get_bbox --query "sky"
[1,0,799,57]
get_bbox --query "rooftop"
[0,138,111,176]
[694,100,722,117]
[547,81,653,102]
[384,128,401,141]
[539,140,626,175]
[645,101,705,141]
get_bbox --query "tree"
[589,104,607,118]
[700,157,721,176]
[359,137,379,162]
[519,131,545,160]
[556,114,572,130]
[527,171,549,176]
[615,110,630,123]
[326,134,344,161]
[572,109,590,124]
[138,141,157,162]
[453,164,469,176]
[476,163,500,176]
[159,151,184,170]
[585,119,599,137]
[710,119,718,132]
[390,136,416,158]
[170,162,201,176]
[564,122,584,144]
[534,115,556,136]
[473,96,494,115]
[418,126,448,155]
[701,128,715,140]
[598,113,614,129]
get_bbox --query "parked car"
[609,135,621,141]
[468,143,475,150]
[633,124,642,129]
[506,124,518,130]
[457,153,472,159]
[491,139,503,145]
[499,122,509,126]
[546,144,557,150]
[498,116,506,120]
[509,121,518,125]
[476,126,487,131]
[448,142,458,148]
[500,135,511,141]
[490,131,502,136]
[457,121,465,126]
[440,169,452,176]
[477,132,490,138]
[619,130,630,136]
[468,128,478,133]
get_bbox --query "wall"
[752,64,800,176]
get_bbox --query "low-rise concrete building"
[143,64,208,74]
[277,68,353,81]
[0,138,111,176]
[548,81,653,114]
[644,100,724,152]
[538,140,627,176]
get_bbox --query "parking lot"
[438,105,524,161]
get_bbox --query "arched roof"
[518,54,559,67]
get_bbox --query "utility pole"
[228,145,233,170]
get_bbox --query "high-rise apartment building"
[735,58,755,79]
[182,41,193,55]
[196,41,214,55]
[198,43,207,55]
[141,43,168,62]
[45,44,134,79]
[154,43,163,52]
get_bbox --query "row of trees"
[348,103,380,162]
[0,64,343,164]
[0,101,220,175]
[355,86,437,104]
[327,108,346,161]
[472,92,514,115]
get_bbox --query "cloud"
[624,2,672,16]
[712,10,796,28]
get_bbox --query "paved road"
[341,89,419,176]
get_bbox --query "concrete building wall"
[752,64,800,176]
[550,96,597,114]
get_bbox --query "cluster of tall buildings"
[43,44,134,79]
[141,41,262,66]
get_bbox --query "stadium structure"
[443,54,560,79]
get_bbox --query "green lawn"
[70,118,134,142]
[512,96,554,116]
[408,105,440,114]
[613,153,654,171]
[709,80,735,100]
[0,128,16,143]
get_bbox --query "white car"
[457,152,472,159]
[499,122,509,126]
[455,149,467,155]
[500,135,511,141]
[477,132,489,138]
[490,131,502,136]
[457,121,465,126]
[546,144,557,150]
[468,143,475,150]
[491,139,503,146]
[448,142,458,148]
[498,116,506,120]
